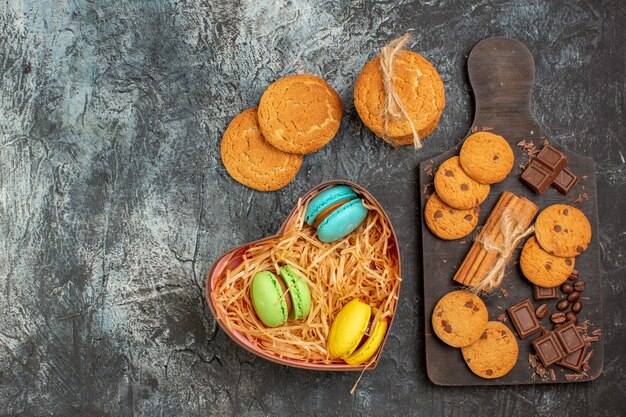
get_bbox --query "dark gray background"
[1,1,624,416]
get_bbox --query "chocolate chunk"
[535,364,547,378]
[554,224,562,232]
[561,283,574,294]
[507,299,541,339]
[565,259,572,266]
[434,210,443,218]
[493,155,500,162]
[545,263,552,270]
[556,299,569,311]
[554,321,585,354]
[464,301,474,308]
[563,208,570,216]
[532,331,566,367]
[442,320,453,333]
[536,304,549,319]
[551,312,567,324]
[574,281,586,292]
[532,285,559,301]
[460,183,469,191]
[486,369,493,376]
[520,145,568,194]
[571,301,583,314]
[553,168,579,195]
[444,170,453,177]
[464,214,473,221]
[567,291,580,303]
[480,331,488,340]
[577,245,584,253]
[557,344,588,372]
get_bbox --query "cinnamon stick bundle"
[454,191,538,291]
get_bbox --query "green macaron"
[250,266,312,328]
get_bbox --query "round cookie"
[432,290,488,348]
[424,192,479,240]
[220,108,303,191]
[258,74,342,154]
[459,132,514,184]
[535,204,592,257]
[434,156,490,210]
[462,321,518,379]
[353,50,445,145]
[520,236,575,287]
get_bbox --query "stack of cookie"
[425,132,514,240]
[520,204,591,288]
[220,74,343,191]
[354,49,445,147]
[432,290,519,379]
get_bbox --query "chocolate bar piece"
[557,344,588,372]
[521,145,568,194]
[532,331,566,367]
[532,285,558,301]
[554,321,585,354]
[507,299,541,338]
[553,168,579,195]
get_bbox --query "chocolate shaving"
[497,313,508,323]
[423,182,434,195]
[570,192,588,204]
[516,139,540,170]
[424,164,434,176]
[549,368,556,381]
[500,288,509,298]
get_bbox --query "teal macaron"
[250,265,312,328]
[304,185,369,243]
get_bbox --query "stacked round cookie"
[425,132,514,240]
[431,290,518,379]
[354,50,445,146]
[520,204,591,287]
[220,74,343,191]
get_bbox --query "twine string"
[473,207,535,292]
[380,33,421,149]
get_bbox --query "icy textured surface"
[0,1,624,415]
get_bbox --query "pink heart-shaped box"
[205,180,402,370]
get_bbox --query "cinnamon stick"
[453,191,538,291]
[457,191,516,284]
[455,192,514,283]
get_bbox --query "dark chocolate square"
[554,321,585,354]
[537,145,565,166]
[507,299,541,339]
[521,144,568,194]
[532,331,566,367]
[557,344,588,372]
[553,168,579,195]
[532,285,558,300]
[520,163,552,194]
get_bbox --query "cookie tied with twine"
[380,33,421,148]
[354,33,445,148]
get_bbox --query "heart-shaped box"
[205,180,402,370]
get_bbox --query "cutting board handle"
[468,37,539,137]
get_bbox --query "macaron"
[250,265,312,328]
[304,185,369,243]
[327,299,389,365]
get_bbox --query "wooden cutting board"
[419,37,603,386]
